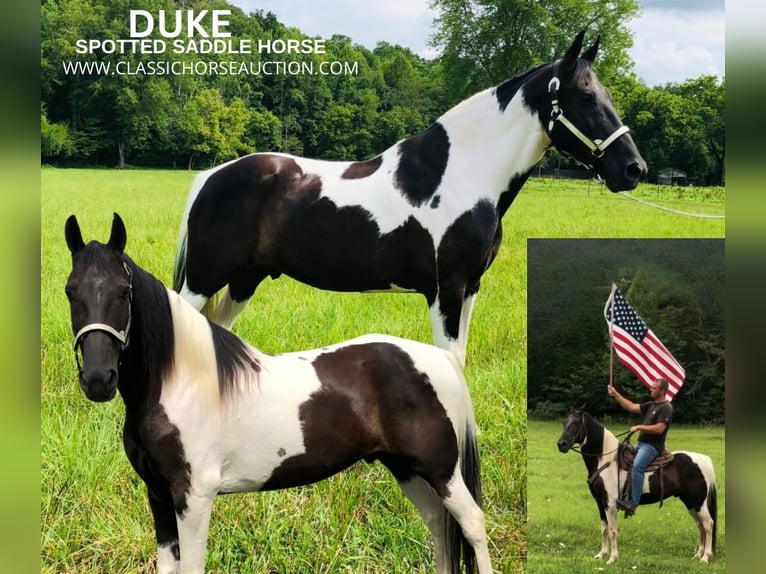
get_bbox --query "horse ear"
[108,213,127,253]
[65,215,85,255]
[581,36,600,63]
[561,30,586,71]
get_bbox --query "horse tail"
[444,352,482,574]
[708,472,718,553]
[172,229,187,293]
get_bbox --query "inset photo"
[526,238,725,573]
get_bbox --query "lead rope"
[617,191,725,219]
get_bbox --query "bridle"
[546,60,631,163]
[561,413,588,453]
[72,262,133,370]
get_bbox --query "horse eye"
[581,91,596,103]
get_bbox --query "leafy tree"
[429,0,640,104]
[619,76,726,185]
[41,108,75,160]
[176,89,253,169]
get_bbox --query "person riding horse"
[607,378,673,516]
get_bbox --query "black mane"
[579,411,607,477]
[495,62,549,112]
[119,255,175,408]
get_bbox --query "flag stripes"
[605,284,685,400]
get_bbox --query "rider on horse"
[607,378,673,516]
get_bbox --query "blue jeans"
[630,442,659,506]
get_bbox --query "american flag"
[604,284,685,400]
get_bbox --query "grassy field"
[40,168,723,573]
[527,419,725,573]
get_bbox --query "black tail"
[708,481,717,553]
[446,422,481,573]
[172,231,187,293]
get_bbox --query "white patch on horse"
[156,543,179,574]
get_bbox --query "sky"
[230,0,725,87]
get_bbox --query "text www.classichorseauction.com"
[62,9,359,77]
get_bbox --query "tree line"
[41,0,724,185]
[527,239,725,424]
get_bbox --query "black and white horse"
[64,213,491,574]
[556,408,717,564]
[173,31,647,366]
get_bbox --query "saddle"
[618,443,674,472]
[618,439,674,508]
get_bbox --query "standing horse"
[172,31,647,366]
[556,408,717,564]
[64,213,491,574]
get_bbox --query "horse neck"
[580,413,618,468]
[436,83,550,198]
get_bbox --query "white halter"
[546,60,631,160]
[72,262,133,369]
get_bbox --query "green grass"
[527,419,725,573]
[41,168,723,573]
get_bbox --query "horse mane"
[495,62,550,112]
[208,322,262,402]
[124,254,262,406]
[120,255,176,406]
[581,411,607,455]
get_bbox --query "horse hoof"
[606,557,617,565]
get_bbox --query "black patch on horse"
[260,343,458,496]
[497,170,533,217]
[342,156,383,179]
[184,154,322,298]
[132,404,193,517]
[436,200,499,338]
[394,123,450,207]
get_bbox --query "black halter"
[72,262,133,370]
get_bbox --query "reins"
[569,426,633,486]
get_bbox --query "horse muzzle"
[79,366,119,402]
[603,158,647,192]
[557,438,572,453]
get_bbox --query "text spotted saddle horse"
[589,431,675,515]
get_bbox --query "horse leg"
[177,283,210,314]
[209,287,251,330]
[397,477,450,574]
[176,491,215,574]
[147,487,181,574]
[440,473,492,574]
[688,507,714,563]
[604,503,619,564]
[593,503,609,560]
[429,285,469,367]
[208,267,270,329]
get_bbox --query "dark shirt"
[638,400,673,452]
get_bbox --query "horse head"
[65,213,132,402]
[557,406,588,453]
[532,31,647,192]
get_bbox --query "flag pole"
[608,282,616,387]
